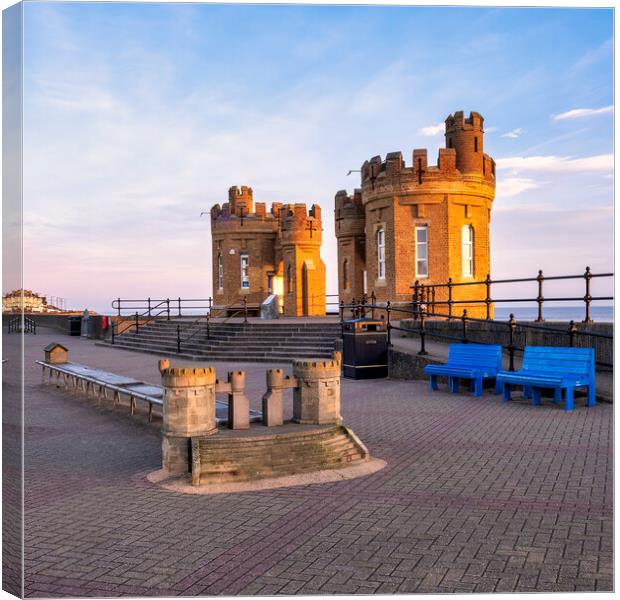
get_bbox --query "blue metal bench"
[424,344,503,397]
[496,346,595,411]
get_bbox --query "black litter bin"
[68,316,81,336]
[342,318,388,379]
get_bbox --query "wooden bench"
[496,346,595,411]
[424,344,503,397]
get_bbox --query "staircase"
[103,319,342,363]
[194,425,369,484]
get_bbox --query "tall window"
[287,264,293,293]
[343,259,349,290]
[217,254,223,290]
[377,228,386,279]
[474,137,478,152]
[462,225,474,277]
[240,254,249,289]
[415,226,428,278]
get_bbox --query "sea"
[493,305,613,323]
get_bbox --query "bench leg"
[532,388,541,406]
[523,385,532,400]
[564,387,574,411]
[493,378,502,395]
[502,383,511,402]
[429,375,438,392]
[587,384,596,407]
[554,388,562,404]
[474,378,483,398]
[449,377,459,394]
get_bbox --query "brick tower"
[211,187,326,317]
[335,111,496,318]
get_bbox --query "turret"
[228,185,254,216]
[444,111,485,175]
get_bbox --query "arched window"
[377,229,386,280]
[217,254,223,290]
[287,264,293,293]
[462,225,474,277]
[343,258,349,290]
[474,137,478,152]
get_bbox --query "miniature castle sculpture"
[335,111,496,318]
[210,186,326,316]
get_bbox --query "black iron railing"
[339,267,613,370]
[112,297,213,317]
[410,267,612,323]
[6,315,36,334]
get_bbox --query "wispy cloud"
[501,128,523,139]
[419,123,444,136]
[495,177,540,198]
[496,154,613,173]
[553,106,613,121]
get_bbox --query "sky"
[18,3,614,313]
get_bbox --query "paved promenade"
[5,329,613,596]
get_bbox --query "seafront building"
[335,110,496,318]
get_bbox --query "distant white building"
[2,289,62,313]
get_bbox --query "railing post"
[386,301,392,346]
[485,274,492,320]
[461,309,468,343]
[412,280,420,320]
[339,300,345,336]
[447,278,453,319]
[508,313,516,371]
[243,296,248,324]
[418,303,427,356]
[206,314,210,340]
[166,298,170,320]
[135,312,139,335]
[209,297,212,314]
[360,293,367,318]
[568,320,577,347]
[419,283,425,319]
[371,291,376,320]
[535,270,545,322]
[178,297,182,317]
[147,297,151,316]
[117,298,121,317]
[583,266,593,323]
[431,286,436,315]
[350,297,356,319]
[111,321,115,345]
[177,324,181,354]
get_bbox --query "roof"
[44,343,68,352]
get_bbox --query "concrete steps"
[196,425,367,483]
[104,320,342,363]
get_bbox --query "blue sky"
[20,3,613,312]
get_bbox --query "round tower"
[444,111,485,175]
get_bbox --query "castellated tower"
[280,204,326,317]
[211,186,326,317]
[335,189,366,304]
[335,111,496,318]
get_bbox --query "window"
[217,254,223,290]
[474,137,478,152]
[448,137,453,148]
[287,264,293,293]
[377,228,386,279]
[343,259,349,290]
[462,225,474,277]
[240,254,249,289]
[415,226,428,278]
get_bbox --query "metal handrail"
[7,315,36,334]
[411,266,612,323]
[111,297,213,317]
[110,304,169,343]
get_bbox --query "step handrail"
[176,297,255,354]
[110,301,169,343]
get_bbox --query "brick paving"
[4,329,613,596]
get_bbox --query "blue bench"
[496,346,596,411]
[424,344,503,397]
